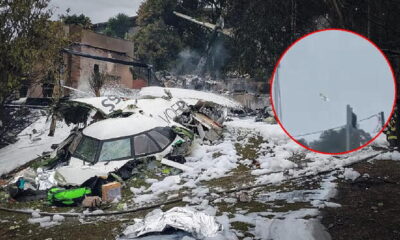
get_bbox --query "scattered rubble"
[0,86,396,239]
[1,87,243,214]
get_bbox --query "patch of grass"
[231,221,253,233]
[302,214,317,220]
[231,164,251,174]
[0,207,127,240]
[235,135,266,161]
[206,175,236,189]
[270,201,312,212]
[205,173,255,190]
[161,200,187,211]
[212,151,223,158]
[261,177,322,192]
[216,200,270,214]
[204,164,256,190]
[126,177,151,189]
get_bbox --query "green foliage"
[60,13,92,29]
[129,67,137,79]
[0,0,69,106]
[227,0,400,79]
[134,0,400,82]
[308,127,372,153]
[134,0,233,73]
[89,66,111,97]
[104,13,132,39]
[134,20,183,70]
[225,1,313,78]
[136,0,177,26]
[134,0,214,70]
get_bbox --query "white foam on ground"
[0,116,72,176]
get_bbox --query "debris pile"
[1,87,243,211]
[255,106,276,124]
[156,72,222,91]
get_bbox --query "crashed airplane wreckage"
[6,87,242,206]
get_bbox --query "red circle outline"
[269,28,397,155]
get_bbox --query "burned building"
[27,25,148,99]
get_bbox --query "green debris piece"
[48,187,91,206]
[116,203,126,210]
[30,156,58,169]
[173,139,184,146]
[172,126,194,140]
[9,225,19,230]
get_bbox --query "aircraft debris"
[119,207,222,239]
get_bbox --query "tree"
[104,13,132,38]
[0,0,69,131]
[134,20,183,70]
[134,0,400,84]
[134,0,218,70]
[60,13,92,29]
[224,0,330,79]
[89,65,107,97]
[0,0,69,102]
[309,128,372,153]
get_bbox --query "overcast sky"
[273,30,395,142]
[49,0,144,23]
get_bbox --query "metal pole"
[346,104,352,151]
[147,68,151,86]
[380,111,385,128]
[274,64,282,122]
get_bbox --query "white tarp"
[120,207,222,239]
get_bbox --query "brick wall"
[28,25,145,98]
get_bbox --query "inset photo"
[271,29,396,154]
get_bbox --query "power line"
[357,112,381,122]
[294,112,382,138]
[294,124,345,138]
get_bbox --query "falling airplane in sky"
[319,93,330,102]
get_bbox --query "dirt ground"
[0,202,185,240]
[1,128,400,239]
[321,159,400,240]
